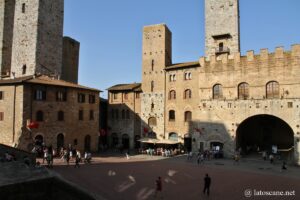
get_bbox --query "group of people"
[140,147,183,157]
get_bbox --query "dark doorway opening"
[184,135,192,152]
[84,135,91,152]
[122,134,130,149]
[236,114,294,160]
[57,133,64,150]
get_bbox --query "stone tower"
[141,24,172,139]
[205,0,240,58]
[1,0,64,78]
[61,36,80,84]
[0,0,15,77]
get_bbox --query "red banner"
[28,121,39,129]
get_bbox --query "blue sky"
[63,0,300,98]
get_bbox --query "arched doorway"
[236,114,294,159]
[35,135,43,146]
[84,135,91,152]
[184,134,192,152]
[134,135,141,149]
[122,134,130,149]
[57,133,64,150]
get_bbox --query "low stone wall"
[0,143,36,165]
[0,177,98,200]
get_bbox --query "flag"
[195,128,203,135]
[28,121,39,129]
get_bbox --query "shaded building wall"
[61,37,80,83]
[0,0,15,77]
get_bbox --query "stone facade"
[61,37,80,84]
[107,84,142,149]
[107,0,300,164]
[0,76,100,152]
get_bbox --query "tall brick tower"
[1,0,64,78]
[141,24,172,139]
[205,0,240,58]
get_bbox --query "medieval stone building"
[108,0,300,164]
[0,0,100,152]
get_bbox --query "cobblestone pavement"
[42,153,300,200]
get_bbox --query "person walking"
[203,174,211,196]
[75,154,80,168]
[154,176,163,199]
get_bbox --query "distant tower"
[205,0,240,58]
[0,0,15,77]
[61,37,80,83]
[8,0,64,78]
[141,24,172,139]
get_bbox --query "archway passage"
[236,115,294,159]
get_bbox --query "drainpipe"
[12,85,16,142]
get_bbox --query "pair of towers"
[0,0,78,83]
[141,0,240,138]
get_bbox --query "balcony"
[215,47,230,55]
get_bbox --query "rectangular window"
[113,93,118,99]
[78,93,85,103]
[34,89,46,100]
[0,112,4,121]
[89,94,96,104]
[124,92,128,100]
[56,91,67,102]
[0,91,3,100]
[89,110,94,120]
[135,92,140,99]
[288,102,293,108]
[79,110,83,120]
[22,3,25,13]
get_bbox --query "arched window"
[169,90,176,100]
[184,89,192,99]
[148,117,157,126]
[126,110,130,119]
[151,81,154,92]
[122,109,125,119]
[169,132,178,141]
[36,110,44,121]
[58,111,64,121]
[184,111,192,122]
[213,84,223,99]
[238,82,249,100]
[266,81,279,99]
[169,110,175,121]
[184,72,192,80]
[169,74,176,82]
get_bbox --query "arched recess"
[57,133,64,150]
[236,114,294,160]
[122,134,130,149]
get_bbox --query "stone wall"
[10,0,63,77]
[205,0,240,57]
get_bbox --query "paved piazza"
[43,154,300,200]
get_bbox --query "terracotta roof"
[107,83,141,91]
[0,75,101,92]
[165,61,200,70]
